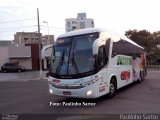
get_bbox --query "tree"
[125,29,151,47]
[125,29,158,64]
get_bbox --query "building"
[42,35,54,45]
[0,40,13,47]
[0,32,53,70]
[65,13,94,32]
[0,46,32,69]
[14,32,41,46]
[0,44,51,70]
[14,32,54,46]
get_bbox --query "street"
[0,69,160,119]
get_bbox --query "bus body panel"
[48,74,109,98]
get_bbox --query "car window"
[9,64,14,66]
[4,63,10,66]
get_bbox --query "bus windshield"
[50,33,99,78]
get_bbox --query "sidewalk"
[147,68,160,71]
[0,70,48,82]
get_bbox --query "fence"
[147,64,160,68]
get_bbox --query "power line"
[0,25,37,30]
[0,18,36,24]
[0,26,37,33]
[41,25,64,30]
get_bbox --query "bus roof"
[58,28,105,38]
[57,28,144,50]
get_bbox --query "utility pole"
[37,8,43,79]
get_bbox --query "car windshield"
[50,33,99,78]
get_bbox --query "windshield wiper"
[72,52,79,74]
[56,51,65,74]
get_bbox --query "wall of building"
[65,13,94,32]
[0,41,12,47]
[8,46,31,58]
[8,46,32,70]
[25,44,40,70]
[0,47,9,67]
[18,58,32,70]
[14,32,54,46]
[14,32,42,46]
[0,44,50,70]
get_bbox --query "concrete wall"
[8,46,31,58]
[0,47,9,67]
[19,58,32,70]
[8,46,32,70]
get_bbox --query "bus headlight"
[49,89,53,94]
[81,76,100,87]
[87,90,92,96]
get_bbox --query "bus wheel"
[141,71,145,81]
[108,78,117,98]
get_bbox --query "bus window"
[97,46,106,70]
[105,38,111,61]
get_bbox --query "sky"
[1,0,160,40]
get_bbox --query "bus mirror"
[41,44,54,59]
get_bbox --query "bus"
[42,28,147,98]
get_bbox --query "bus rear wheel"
[108,78,117,98]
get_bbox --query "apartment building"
[0,40,13,47]
[14,32,54,46]
[65,13,94,32]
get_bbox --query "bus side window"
[105,38,111,62]
[97,46,106,69]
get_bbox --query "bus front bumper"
[48,83,99,99]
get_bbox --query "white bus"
[43,28,147,98]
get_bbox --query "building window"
[72,26,77,31]
[91,21,94,27]
[67,22,70,27]
[24,37,28,40]
[72,21,77,24]
[79,22,85,29]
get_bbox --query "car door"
[12,64,18,71]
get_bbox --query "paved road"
[0,69,160,119]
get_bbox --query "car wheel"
[108,78,117,98]
[18,69,22,72]
[3,69,7,73]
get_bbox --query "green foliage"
[125,29,160,64]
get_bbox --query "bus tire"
[108,77,117,98]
